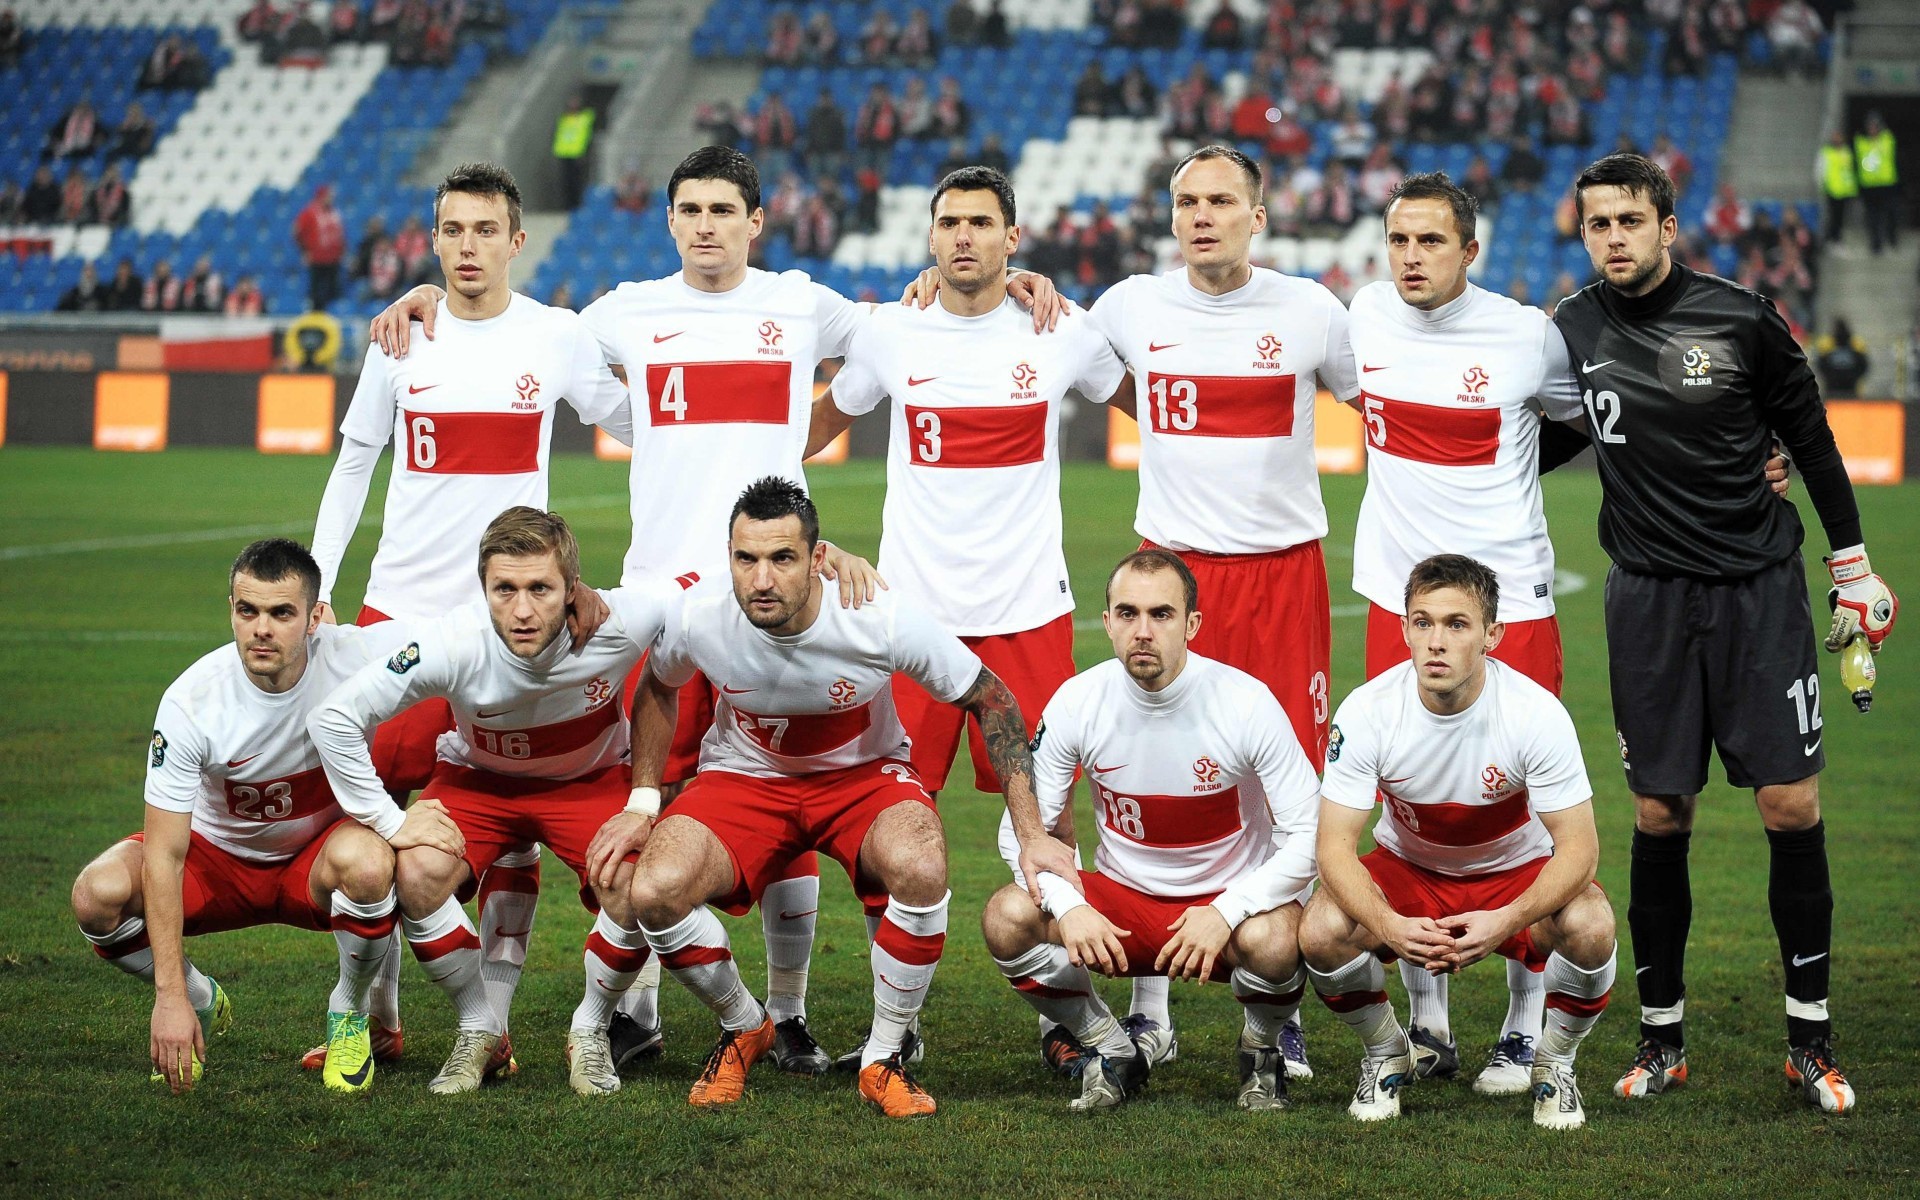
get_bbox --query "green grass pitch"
[0,446,1914,1198]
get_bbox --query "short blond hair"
[477,506,580,585]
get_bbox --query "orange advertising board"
[94,372,169,451]
[1828,400,1905,484]
[257,374,336,454]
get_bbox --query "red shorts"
[1364,603,1564,696]
[669,759,935,916]
[1359,845,1554,968]
[421,762,630,910]
[358,604,454,795]
[892,611,1074,793]
[1076,870,1231,982]
[622,660,716,786]
[1146,541,1330,770]
[124,823,338,935]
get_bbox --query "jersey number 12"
[1582,389,1625,444]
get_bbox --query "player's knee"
[979,883,1045,957]
[71,859,132,933]
[1556,886,1618,966]
[1296,896,1352,969]
[394,846,459,916]
[629,862,699,929]
[1756,777,1820,831]
[328,831,395,904]
[1633,792,1697,836]
[1231,909,1302,978]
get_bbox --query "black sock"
[1767,821,1833,1047]
[1629,828,1691,1048]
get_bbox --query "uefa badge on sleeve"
[1326,724,1343,763]
[150,730,168,768]
[387,642,422,675]
[1028,719,1046,755]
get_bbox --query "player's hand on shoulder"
[819,541,887,608]
[1825,545,1898,652]
[900,265,940,308]
[390,796,465,857]
[151,992,205,1094]
[370,284,445,357]
[1059,905,1132,976]
[1007,269,1067,332]
[586,811,653,890]
[1156,905,1231,982]
[566,579,611,650]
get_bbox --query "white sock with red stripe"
[573,910,652,1032]
[329,889,398,1015]
[865,892,949,1067]
[477,845,541,1033]
[993,941,1134,1059]
[645,906,763,1031]
[1539,949,1616,1066]
[1504,956,1547,1043]
[1399,958,1451,1039]
[367,931,402,1029]
[616,957,661,1028]
[760,865,819,1024]
[1310,951,1407,1059]
[404,896,499,1033]
[1129,974,1171,1027]
[82,917,216,1009]
[1233,965,1307,1049]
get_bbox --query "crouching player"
[981,550,1321,1112]
[309,507,682,1097]
[70,539,466,1094]
[1302,554,1616,1128]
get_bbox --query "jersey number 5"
[1582,389,1625,444]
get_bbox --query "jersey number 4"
[1582,389,1626,444]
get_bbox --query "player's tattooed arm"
[959,668,1077,897]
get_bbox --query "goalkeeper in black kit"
[1548,154,1898,1115]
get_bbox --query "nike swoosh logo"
[1090,763,1127,775]
[1581,359,1615,373]
[653,332,685,343]
[907,376,938,386]
[720,684,754,695]
[1148,342,1180,352]
[778,909,818,921]
[1791,952,1828,967]
[338,1055,373,1087]
[1362,363,1387,373]
[476,708,515,719]
[1636,965,1653,975]
[407,383,439,394]
[226,754,260,768]
[1380,776,1415,784]
[1804,741,1821,756]
[877,973,926,993]
[493,925,532,940]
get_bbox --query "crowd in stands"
[54,254,261,315]
[763,0,1010,66]
[2,72,193,231]
[236,0,509,67]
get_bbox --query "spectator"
[350,215,388,282]
[1074,61,1115,118]
[930,76,971,139]
[1543,92,1591,147]
[1855,110,1900,255]
[858,9,899,64]
[1462,153,1500,207]
[1813,318,1871,398]
[695,99,746,146]
[57,263,109,312]
[1704,181,1750,243]
[548,281,574,311]
[91,163,130,227]
[105,258,144,310]
[1777,203,1818,264]
[613,168,651,214]
[981,0,1010,48]
[56,169,91,225]
[1114,64,1158,118]
[1263,108,1312,160]
[1767,233,1815,315]
[1107,0,1144,48]
[1318,260,1354,303]
[1201,0,1244,49]
[367,0,401,42]
[765,172,809,237]
[111,102,157,159]
[1304,160,1358,230]
[552,94,595,210]
[142,259,185,312]
[1817,127,1857,243]
[391,0,429,64]
[143,33,212,87]
[237,0,285,58]
[0,7,22,71]
[936,137,971,181]
[803,10,839,64]
[946,0,980,46]
[764,10,802,64]
[1768,0,1824,79]
[853,82,901,173]
[0,182,21,225]
[1501,135,1545,193]
[1706,0,1746,55]
[803,91,849,177]
[329,0,362,43]
[182,254,224,311]
[292,183,346,311]
[1139,0,1183,48]
[1649,133,1694,195]
[897,8,938,66]
[363,233,403,300]
[19,166,60,221]
[1266,171,1305,236]
[1602,10,1644,73]
[899,77,934,140]
[977,133,1012,175]
[1330,102,1375,166]
[392,213,431,283]
[225,275,265,316]
[1546,270,1579,315]
[792,192,839,258]
[853,166,882,234]
[1663,2,1709,76]
[1163,63,1225,141]
[753,92,798,177]
[1355,143,1405,211]
[47,101,104,160]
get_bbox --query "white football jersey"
[651,585,985,778]
[1322,659,1592,876]
[1347,281,1585,622]
[145,623,417,863]
[1087,267,1361,554]
[580,268,864,589]
[331,293,629,622]
[1003,655,1321,928]
[309,583,684,813]
[832,297,1127,635]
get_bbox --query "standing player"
[982,550,1320,1112]
[608,478,1075,1117]
[1302,555,1618,1129]
[308,508,682,1096]
[308,162,631,1070]
[1553,154,1898,1112]
[69,539,466,1094]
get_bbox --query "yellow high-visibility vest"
[553,109,595,159]
[1854,130,1897,188]
[1820,144,1858,199]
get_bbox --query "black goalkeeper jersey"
[1552,262,1861,580]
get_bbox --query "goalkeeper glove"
[1825,544,1898,652]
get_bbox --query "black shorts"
[1604,557,1825,794]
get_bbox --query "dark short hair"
[230,538,321,608]
[435,161,523,235]
[1404,554,1500,625]
[1170,144,1264,205]
[477,507,581,585]
[669,145,762,212]
[931,165,1016,226]
[1572,152,1676,223]
[1106,549,1200,615]
[1385,170,1478,244]
[730,476,819,548]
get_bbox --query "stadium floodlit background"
[1,0,1917,1196]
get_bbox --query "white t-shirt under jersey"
[1347,281,1585,622]
[330,293,629,621]
[580,268,864,589]
[309,583,684,815]
[650,585,985,778]
[1087,267,1361,554]
[145,623,417,863]
[1008,654,1322,929]
[832,297,1127,636]
[1321,659,1592,877]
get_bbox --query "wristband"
[625,786,661,818]
[1826,544,1870,585]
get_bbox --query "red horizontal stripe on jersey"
[1378,787,1532,846]
[221,764,336,823]
[1546,989,1612,1019]
[467,700,622,762]
[1012,975,1090,1000]
[1362,392,1502,467]
[644,360,791,425]
[1091,780,1243,848]
[729,701,874,758]
[1146,372,1297,438]
[585,931,652,973]
[874,920,947,966]
[401,409,543,475]
[903,400,1047,467]
[661,943,733,970]
[332,911,397,941]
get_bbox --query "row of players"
[71,141,1896,1121]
